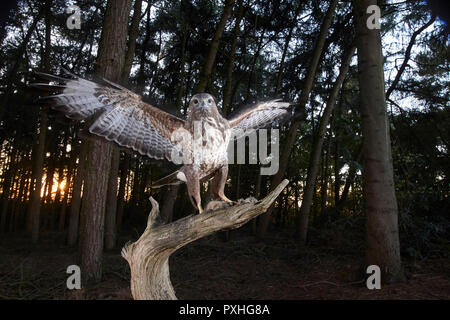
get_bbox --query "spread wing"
[227,99,293,139]
[32,70,185,162]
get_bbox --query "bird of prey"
[32,70,293,213]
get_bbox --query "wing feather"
[227,99,294,139]
[32,71,185,162]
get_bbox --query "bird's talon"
[220,195,235,205]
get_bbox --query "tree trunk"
[136,7,151,93]
[256,0,338,238]
[130,160,140,207]
[175,1,190,110]
[245,28,266,100]
[122,180,288,300]
[196,0,235,93]
[138,169,149,207]
[121,0,144,82]
[67,142,88,246]
[116,153,130,232]
[222,1,244,116]
[160,185,179,224]
[337,145,362,208]
[78,140,113,284]
[1,176,12,233]
[333,103,341,206]
[79,0,132,285]
[58,167,71,231]
[51,165,64,230]
[104,147,120,249]
[42,162,55,230]
[2,149,18,233]
[28,0,52,243]
[57,155,74,231]
[8,170,20,233]
[320,132,331,215]
[0,5,44,122]
[353,0,404,283]
[296,45,355,243]
[104,0,145,248]
[251,172,263,235]
[274,5,301,95]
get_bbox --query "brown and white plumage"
[32,70,293,213]
[33,70,184,162]
[228,99,293,139]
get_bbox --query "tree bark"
[256,0,338,238]
[136,7,151,93]
[333,103,341,206]
[51,165,64,230]
[122,179,289,300]
[296,45,356,243]
[28,0,52,243]
[130,160,140,207]
[121,0,144,83]
[320,130,332,215]
[78,141,113,283]
[42,161,54,230]
[67,142,88,246]
[196,0,236,93]
[353,0,404,283]
[79,0,132,285]
[245,27,267,100]
[274,5,301,95]
[275,26,294,95]
[159,185,179,224]
[222,1,244,116]
[2,149,17,233]
[337,145,362,208]
[104,0,145,249]
[14,172,28,232]
[27,110,47,241]
[58,164,72,231]
[116,153,130,232]
[175,1,190,110]
[104,147,120,249]
[1,172,13,233]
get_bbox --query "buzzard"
[32,70,293,213]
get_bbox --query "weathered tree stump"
[121,179,289,300]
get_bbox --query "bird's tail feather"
[151,171,184,188]
[151,168,220,189]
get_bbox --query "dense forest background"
[0,0,448,300]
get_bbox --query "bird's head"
[188,93,218,118]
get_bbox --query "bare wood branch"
[121,179,289,300]
[385,15,436,100]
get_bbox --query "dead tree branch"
[121,179,289,300]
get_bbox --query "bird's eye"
[208,99,212,104]
[193,99,199,104]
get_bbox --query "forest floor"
[0,227,449,300]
